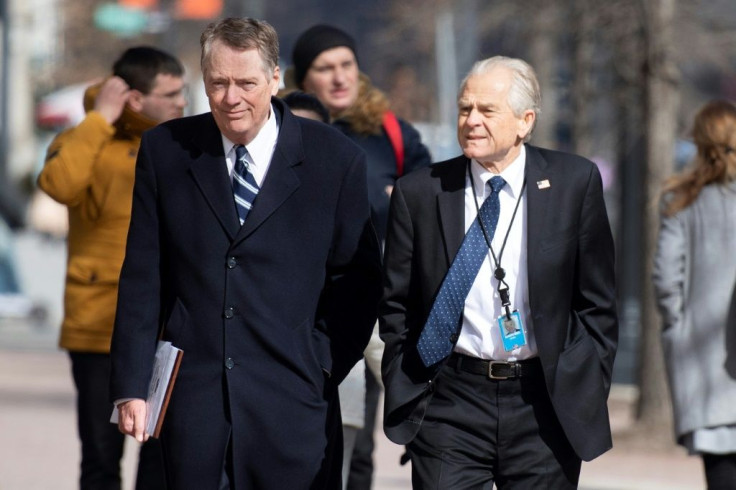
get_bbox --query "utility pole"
[434,8,456,133]
[0,0,9,182]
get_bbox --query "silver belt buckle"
[488,361,510,380]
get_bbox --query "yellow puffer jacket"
[38,83,158,353]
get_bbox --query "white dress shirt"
[453,146,538,361]
[221,104,280,188]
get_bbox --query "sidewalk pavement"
[0,337,706,490]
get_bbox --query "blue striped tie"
[233,145,259,225]
[416,176,506,367]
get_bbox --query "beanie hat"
[292,25,358,88]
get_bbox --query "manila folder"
[109,340,183,439]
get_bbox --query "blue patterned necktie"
[233,145,260,225]
[417,175,506,367]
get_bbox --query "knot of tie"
[489,175,506,194]
[235,145,249,168]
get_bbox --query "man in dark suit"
[110,17,382,489]
[380,56,618,488]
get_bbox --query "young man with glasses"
[38,46,186,490]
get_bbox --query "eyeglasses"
[147,85,189,101]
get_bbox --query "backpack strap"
[382,111,405,177]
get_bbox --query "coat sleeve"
[652,208,687,332]
[37,112,115,206]
[320,150,383,385]
[109,132,162,401]
[572,164,618,389]
[379,178,417,395]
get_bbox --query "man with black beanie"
[292,24,359,98]
[292,24,432,490]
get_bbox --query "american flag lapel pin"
[536,179,550,190]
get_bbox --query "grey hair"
[200,17,279,79]
[459,56,541,142]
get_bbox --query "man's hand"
[117,398,149,442]
[94,76,130,125]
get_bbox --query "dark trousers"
[69,352,166,490]
[347,368,381,490]
[702,453,736,490]
[407,357,581,489]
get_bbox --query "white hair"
[459,56,541,142]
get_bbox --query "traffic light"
[119,0,157,8]
[174,0,222,19]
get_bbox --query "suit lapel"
[437,157,468,266]
[188,114,240,241]
[438,150,552,268]
[234,99,303,246]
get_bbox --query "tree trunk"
[635,0,680,445]
[571,0,596,158]
[527,1,559,150]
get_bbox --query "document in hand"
[109,340,183,438]
[146,341,183,438]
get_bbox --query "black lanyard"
[467,160,526,319]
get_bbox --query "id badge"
[497,310,527,352]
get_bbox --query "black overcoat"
[111,98,382,489]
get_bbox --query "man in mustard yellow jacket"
[38,46,186,490]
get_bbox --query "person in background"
[0,218,21,295]
[110,18,382,489]
[380,55,618,488]
[38,46,186,490]
[282,90,330,123]
[653,100,736,490]
[291,25,432,489]
[0,190,24,295]
[292,24,431,243]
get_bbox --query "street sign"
[93,3,148,37]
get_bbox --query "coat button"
[226,257,237,269]
[224,307,234,319]
[225,358,235,369]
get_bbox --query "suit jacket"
[110,98,382,489]
[380,145,618,462]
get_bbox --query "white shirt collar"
[470,145,526,199]
[221,104,280,186]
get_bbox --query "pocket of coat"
[163,298,188,346]
[310,322,333,377]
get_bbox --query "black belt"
[448,352,540,380]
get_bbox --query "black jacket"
[333,117,431,242]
